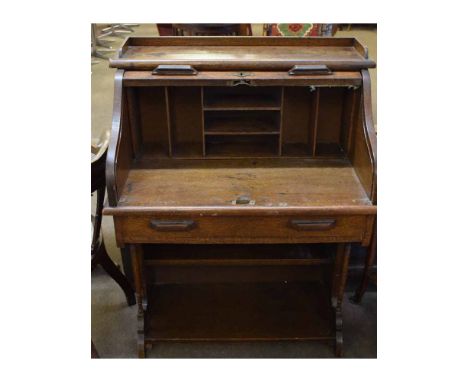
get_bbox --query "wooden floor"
[118,159,372,209]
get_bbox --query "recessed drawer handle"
[289,219,336,231]
[288,65,331,75]
[149,219,196,231]
[152,65,198,75]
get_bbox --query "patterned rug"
[269,24,335,36]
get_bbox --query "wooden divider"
[127,85,355,161]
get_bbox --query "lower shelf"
[315,142,344,157]
[281,143,313,157]
[205,136,279,157]
[146,282,334,342]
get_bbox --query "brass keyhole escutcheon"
[236,195,250,205]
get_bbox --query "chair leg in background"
[351,227,377,304]
[91,341,99,358]
[98,242,136,306]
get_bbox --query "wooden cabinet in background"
[103,37,377,358]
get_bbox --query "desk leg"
[130,244,147,358]
[332,243,351,357]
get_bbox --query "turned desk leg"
[129,244,147,358]
[332,243,351,357]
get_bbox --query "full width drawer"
[114,215,369,245]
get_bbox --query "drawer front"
[114,215,368,245]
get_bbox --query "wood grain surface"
[113,163,372,209]
[111,37,375,71]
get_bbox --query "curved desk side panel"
[347,70,377,205]
[106,70,134,206]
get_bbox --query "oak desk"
[103,37,377,357]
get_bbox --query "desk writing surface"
[116,160,372,209]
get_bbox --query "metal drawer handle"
[152,65,198,75]
[289,219,336,231]
[288,65,331,76]
[149,219,196,231]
